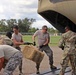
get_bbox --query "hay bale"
[23,45,44,64]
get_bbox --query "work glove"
[61,46,64,50]
[33,41,36,46]
[39,45,44,48]
[39,44,48,48]
[24,42,33,45]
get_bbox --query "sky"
[0,0,53,29]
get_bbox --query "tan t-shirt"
[11,33,22,47]
[34,30,50,46]
[0,45,19,60]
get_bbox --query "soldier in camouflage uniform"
[59,26,76,75]
[0,45,23,75]
[0,35,13,46]
[68,34,76,75]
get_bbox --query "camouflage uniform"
[36,45,53,72]
[15,47,23,74]
[68,35,76,75]
[39,45,53,66]
[3,51,23,75]
[59,30,75,75]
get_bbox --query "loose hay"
[23,45,44,64]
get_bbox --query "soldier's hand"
[33,41,36,46]
[61,46,64,50]
[24,42,33,45]
[39,45,44,48]
[3,59,8,68]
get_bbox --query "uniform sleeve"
[34,30,39,36]
[11,34,15,40]
[58,35,64,48]
[69,36,75,41]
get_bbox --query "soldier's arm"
[32,30,39,42]
[12,34,24,45]
[32,35,36,42]
[0,57,4,71]
[58,35,64,49]
[43,33,50,45]
[43,38,49,45]
[20,34,24,43]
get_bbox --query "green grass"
[50,36,61,46]
[23,35,32,42]
[23,35,61,46]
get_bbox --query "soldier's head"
[6,31,12,39]
[42,25,48,33]
[65,26,70,32]
[13,25,19,34]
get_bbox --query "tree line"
[0,18,35,32]
[0,18,60,34]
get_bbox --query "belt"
[39,44,48,48]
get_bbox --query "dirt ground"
[0,46,63,75]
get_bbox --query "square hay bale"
[23,45,44,64]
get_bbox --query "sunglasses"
[43,28,48,31]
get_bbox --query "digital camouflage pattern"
[3,51,22,75]
[59,30,76,75]
[68,34,76,75]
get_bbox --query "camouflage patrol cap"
[65,26,70,30]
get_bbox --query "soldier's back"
[62,30,75,39]
[62,30,75,50]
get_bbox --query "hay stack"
[23,45,44,64]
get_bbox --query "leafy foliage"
[0,18,36,32]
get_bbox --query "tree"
[18,18,36,32]
[0,19,8,32]
[48,28,55,34]
[28,28,39,33]
[0,18,36,32]
[6,19,17,31]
